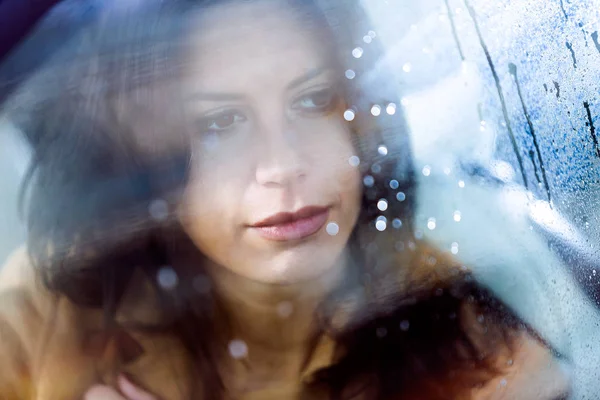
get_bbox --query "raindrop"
[402,63,412,73]
[451,242,459,255]
[386,103,397,115]
[443,167,452,175]
[345,69,356,80]
[371,105,381,116]
[400,320,410,331]
[157,266,178,290]
[149,199,169,221]
[458,180,465,188]
[377,199,388,211]
[477,315,485,323]
[453,210,462,222]
[228,339,248,359]
[326,222,340,236]
[352,47,364,58]
[414,230,423,239]
[427,218,437,230]
[407,241,417,250]
[376,327,387,338]
[363,175,375,187]
[276,301,294,318]
[396,192,406,202]
[363,35,372,44]
[371,164,381,174]
[392,218,402,229]
[375,219,387,231]
[400,97,409,106]
[343,109,355,121]
[500,379,507,387]
[422,165,431,176]
[348,155,360,167]
[389,180,399,189]
[377,145,388,156]
[368,30,377,38]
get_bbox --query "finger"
[118,374,157,400]
[84,384,127,400]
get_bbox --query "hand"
[84,375,157,400]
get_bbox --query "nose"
[255,118,307,187]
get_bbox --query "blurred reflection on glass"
[0,0,595,399]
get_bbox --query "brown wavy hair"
[7,0,524,398]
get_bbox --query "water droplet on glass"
[363,35,372,44]
[352,47,364,58]
[400,320,410,331]
[408,241,417,250]
[500,378,507,387]
[371,105,381,116]
[368,30,377,38]
[228,339,248,359]
[363,175,375,187]
[326,222,340,236]
[396,192,406,202]
[392,218,402,229]
[371,164,381,174]
[401,97,409,106]
[507,358,513,366]
[345,69,356,80]
[157,266,178,290]
[377,145,388,156]
[375,219,387,231]
[377,199,388,211]
[422,165,431,176]
[376,327,387,338]
[443,167,451,175]
[149,199,169,221]
[389,180,399,189]
[477,315,484,323]
[276,301,294,318]
[348,155,360,167]
[402,63,412,73]
[386,103,397,115]
[458,180,465,188]
[343,109,355,121]
[451,242,459,255]
[453,210,462,222]
[427,218,437,230]
[395,241,405,252]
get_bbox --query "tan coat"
[0,247,570,400]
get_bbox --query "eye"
[291,88,338,113]
[197,110,247,134]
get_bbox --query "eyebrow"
[188,67,328,102]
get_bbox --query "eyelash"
[195,87,340,135]
[291,87,339,114]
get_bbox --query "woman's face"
[178,1,362,284]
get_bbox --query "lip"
[249,206,330,241]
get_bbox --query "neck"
[205,252,348,369]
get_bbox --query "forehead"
[184,1,330,91]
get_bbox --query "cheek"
[177,156,248,265]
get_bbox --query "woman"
[0,0,569,398]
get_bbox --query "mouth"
[249,206,331,241]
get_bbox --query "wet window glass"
[0,0,598,399]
